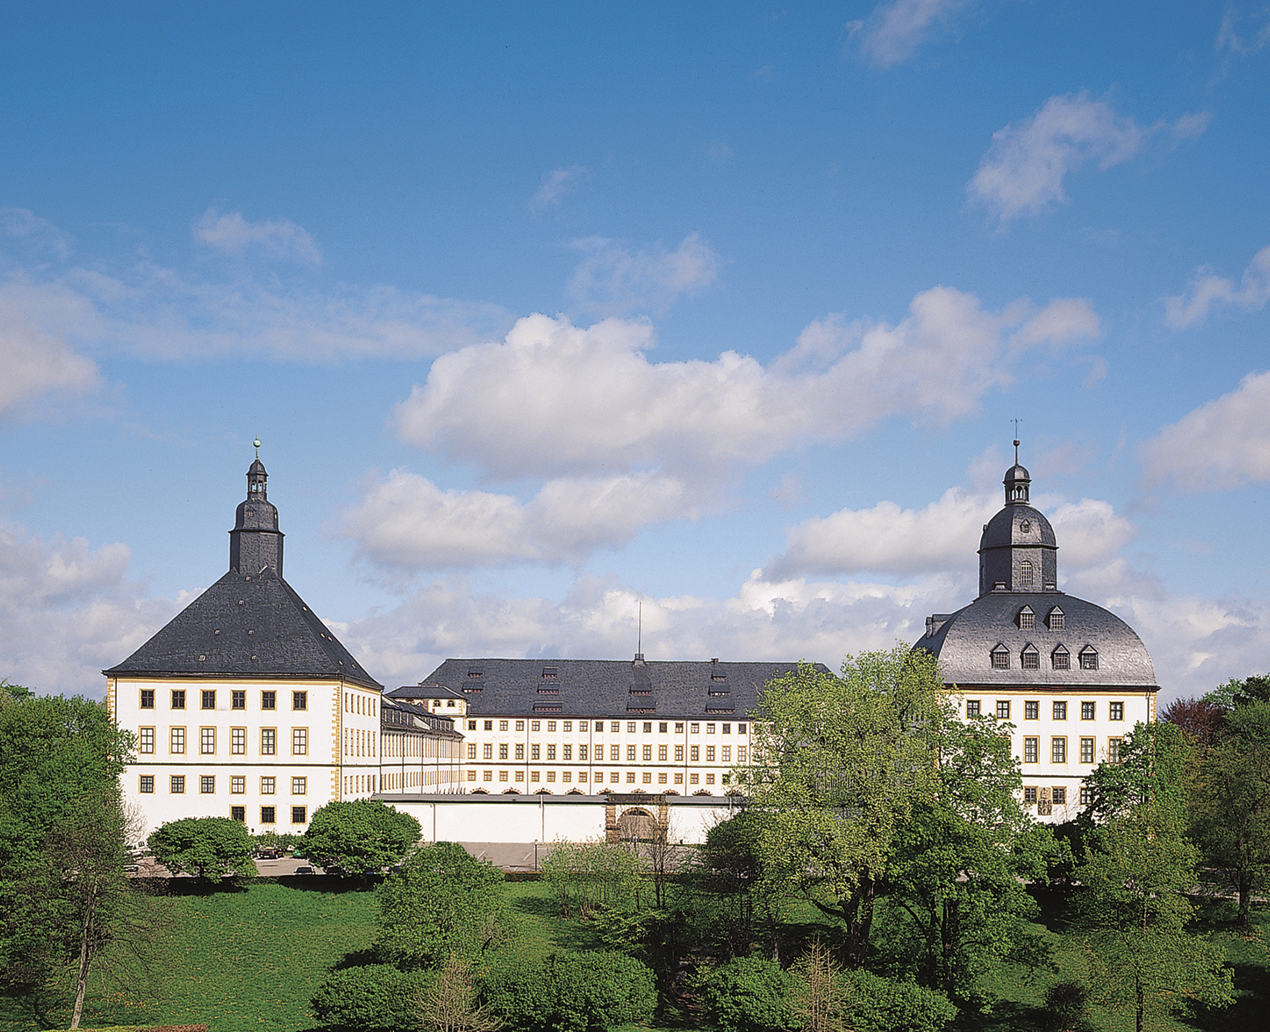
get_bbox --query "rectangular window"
[201,727,215,754]
[202,689,216,710]
[1080,652,1098,671]
[292,691,307,711]
[1024,737,1038,763]
[261,776,275,794]
[674,745,684,762]
[1053,701,1067,720]
[530,721,539,731]
[544,771,554,783]
[484,720,493,731]
[642,745,652,761]
[260,806,276,824]
[675,722,684,733]
[991,651,1009,669]
[532,744,541,760]
[467,719,476,731]
[515,720,524,731]
[1081,701,1096,720]
[1019,611,1035,630]
[549,721,558,732]
[231,727,245,755]
[515,743,524,760]
[1108,738,1123,763]
[170,775,185,794]
[483,743,493,760]
[626,772,636,783]
[261,690,276,710]
[292,728,307,755]
[140,689,155,709]
[483,770,492,781]
[231,805,245,821]
[627,745,636,761]
[706,774,715,784]
[690,745,700,762]
[738,746,747,762]
[261,728,276,755]
[231,776,245,794]
[996,700,1010,719]
[1110,702,1124,721]
[1021,650,1039,669]
[563,744,572,760]
[499,720,508,731]
[499,743,509,760]
[578,744,587,761]
[690,722,699,733]
[171,689,185,709]
[1025,700,1039,720]
[706,746,716,762]
[722,723,731,734]
[139,775,154,793]
[1080,737,1095,763]
[1052,650,1070,670]
[966,700,981,717]
[170,727,185,754]
[1080,786,1094,805]
[627,721,636,733]
[1023,786,1037,805]
[707,723,716,734]
[200,775,215,794]
[722,745,731,762]
[232,690,245,710]
[547,744,557,760]
[1052,737,1067,763]
[641,772,652,784]
[1052,787,1067,804]
[564,720,572,731]
[292,806,307,824]
[139,727,155,754]
[658,745,667,761]
[610,744,620,761]
[466,770,476,781]
[292,777,306,794]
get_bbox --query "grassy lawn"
[4,878,1269,1032]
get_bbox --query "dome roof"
[979,503,1056,552]
[919,592,1157,688]
[1005,463,1030,482]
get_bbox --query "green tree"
[148,816,256,883]
[690,810,786,960]
[301,799,420,876]
[374,841,509,969]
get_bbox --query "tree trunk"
[70,900,96,1030]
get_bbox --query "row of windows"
[468,769,726,786]
[228,805,305,825]
[140,689,310,711]
[137,726,308,756]
[465,742,748,763]
[467,719,747,735]
[990,644,1097,670]
[140,774,307,794]
[343,692,377,718]
[1016,603,1063,630]
[1022,736,1123,764]
[1022,786,1070,806]
[966,700,1124,721]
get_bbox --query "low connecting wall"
[387,792,745,846]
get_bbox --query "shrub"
[481,950,656,1032]
[846,970,957,1032]
[310,963,434,1032]
[697,956,794,1032]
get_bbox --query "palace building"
[916,447,1159,821]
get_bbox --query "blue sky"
[3,1,1268,705]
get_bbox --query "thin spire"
[1011,418,1022,464]
[254,436,261,459]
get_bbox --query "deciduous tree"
[148,816,255,883]
[301,799,420,876]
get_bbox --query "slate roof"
[389,658,829,718]
[104,565,382,690]
[918,592,1157,689]
[381,696,462,737]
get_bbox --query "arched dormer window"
[991,643,1010,670]
[1047,607,1065,630]
[1019,560,1034,588]
[1052,645,1070,670]
[1018,605,1035,630]
[1021,643,1040,669]
[1079,646,1099,671]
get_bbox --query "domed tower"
[978,444,1058,596]
[229,454,284,577]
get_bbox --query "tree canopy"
[148,816,256,883]
[301,799,420,875]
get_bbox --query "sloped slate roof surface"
[980,503,1056,550]
[105,567,381,689]
[918,592,1156,688]
[393,658,829,717]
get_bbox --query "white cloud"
[968,93,1206,223]
[194,209,323,265]
[1047,497,1136,565]
[530,165,588,211]
[1164,244,1270,327]
[567,233,722,317]
[343,468,697,570]
[1140,371,1270,490]
[395,292,1100,480]
[849,0,975,68]
[0,275,101,415]
[1216,4,1270,56]
[0,207,72,259]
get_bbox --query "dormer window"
[1079,646,1099,671]
[1047,607,1065,630]
[467,668,482,678]
[542,667,557,679]
[1019,560,1034,588]
[1018,606,1035,630]
[1021,643,1039,669]
[991,644,1010,669]
[1052,645,1070,670]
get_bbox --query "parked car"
[294,865,315,875]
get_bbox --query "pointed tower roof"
[105,452,381,689]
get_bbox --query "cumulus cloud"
[0,276,101,415]
[1140,371,1270,490]
[194,209,323,265]
[530,165,588,211]
[849,0,976,68]
[567,233,722,317]
[1164,244,1270,327]
[343,468,697,570]
[968,93,1206,223]
[395,292,1100,481]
